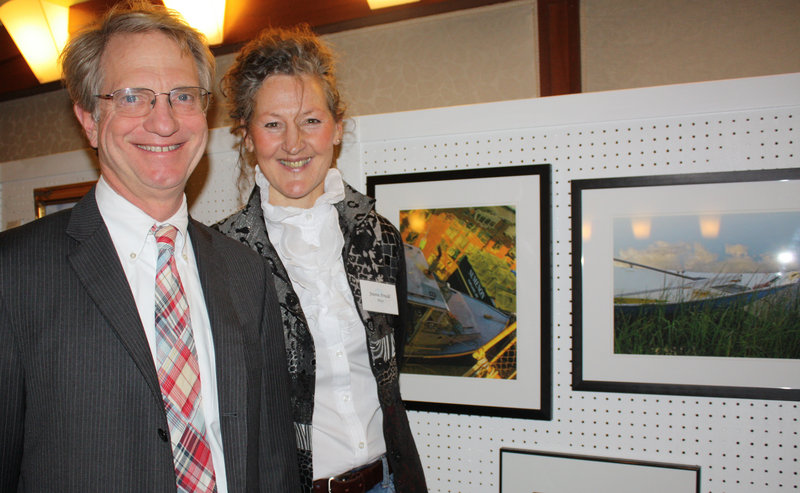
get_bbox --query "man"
[0,3,298,492]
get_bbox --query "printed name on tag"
[359,279,399,315]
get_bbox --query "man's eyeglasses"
[94,87,210,117]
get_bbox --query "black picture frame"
[367,164,552,420]
[500,448,701,492]
[572,168,800,400]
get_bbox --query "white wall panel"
[347,73,800,493]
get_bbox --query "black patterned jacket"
[213,183,428,493]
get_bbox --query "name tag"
[359,279,399,315]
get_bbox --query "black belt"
[312,457,389,493]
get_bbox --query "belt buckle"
[327,471,361,493]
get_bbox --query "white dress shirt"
[95,177,228,492]
[256,168,386,480]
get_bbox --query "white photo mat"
[368,165,551,418]
[573,168,800,399]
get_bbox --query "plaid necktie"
[153,224,217,493]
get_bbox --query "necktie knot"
[154,224,178,253]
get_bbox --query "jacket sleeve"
[0,296,24,493]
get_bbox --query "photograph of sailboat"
[612,211,800,359]
[573,168,800,400]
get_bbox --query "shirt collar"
[95,175,190,255]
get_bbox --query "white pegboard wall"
[350,74,800,493]
[185,129,251,225]
[357,110,797,182]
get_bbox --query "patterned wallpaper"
[581,0,800,93]
[325,2,538,117]
[0,89,85,162]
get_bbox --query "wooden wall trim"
[537,0,581,96]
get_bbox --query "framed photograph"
[367,165,551,419]
[500,448,700,493]
[34,180,96,218]
[572,168,800,400]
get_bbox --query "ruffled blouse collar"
[255,166,345,221]
[255,167,347,292]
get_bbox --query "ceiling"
[0,0,511,101]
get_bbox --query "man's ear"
[73,103,98,148]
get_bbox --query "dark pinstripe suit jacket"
[0,189,300,492]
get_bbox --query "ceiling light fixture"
[162,0,226,45]
[0,0,70,83]
[366,0,421,10]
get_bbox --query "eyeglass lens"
[107,87,209,116]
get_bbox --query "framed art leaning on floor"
[500,448,700,493]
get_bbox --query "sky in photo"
[613,211,800,273]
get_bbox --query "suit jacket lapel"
[65,189,162,401]
[189,221,249,491]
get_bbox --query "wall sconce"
[163,0,226,45]
[0,0,70,83]
[367,0,420,10]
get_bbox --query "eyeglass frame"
[93,86,211,117]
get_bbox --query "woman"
[215,26,428,493]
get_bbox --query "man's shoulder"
[209,208,248,238]
[190,218,265,266]
[0,210,72,253]
[190,220,272,307]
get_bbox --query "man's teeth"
[279,158,311,168]
[137,144,180,152]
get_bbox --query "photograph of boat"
[612,211,800,359]
[399,206,518,379]
[614,258,800,317]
